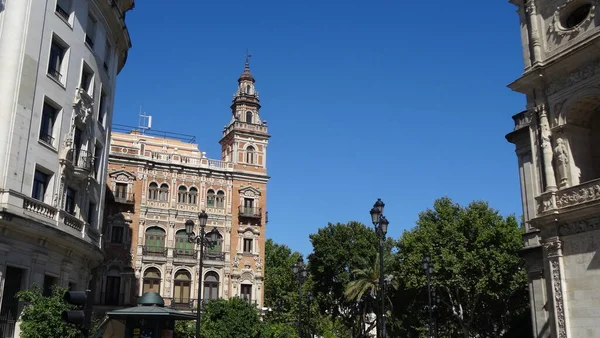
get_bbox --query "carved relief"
[73,88,94,126]
[550,259,567,338]
[543,237,563,257]
[546,59,600,96]
[556,182,600,208]
[559,217,600,236]
[549,0,597,38]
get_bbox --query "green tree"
[395,197,529,338]
[264,238,303,324]
[16,285,81,338]
[200,297,262,338]
[174,320,195,338]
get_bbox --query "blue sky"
[113,1,526,256]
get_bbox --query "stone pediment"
[239,186,261,198]
[109,170,136,183]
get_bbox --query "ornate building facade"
[506,0,600,337]
[0,0,134,337]
[94,60,270,312]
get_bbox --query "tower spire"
[245,48,252,70]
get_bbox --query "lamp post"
[422,252,435,338]
[306,290,313,338]
[370,198,389,338]
[185,210,219,338]
[293,257,308,338]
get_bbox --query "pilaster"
[544,237,568,338]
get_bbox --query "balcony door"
[173,270,191,305]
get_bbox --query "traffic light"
[62,289,92,337]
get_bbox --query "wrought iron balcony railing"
[238,206,262,218]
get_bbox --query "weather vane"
[245,48,252,65]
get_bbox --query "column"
[544,237,568,338]
[525,0,542,64]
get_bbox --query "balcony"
[173,248,197,259]
[142,246,168,258]
[72,150,94,180]
[113,192,135,204]
[171,299,193,311]
[204,251,225,261]
[238,206,261,219]
[536,178,600,215]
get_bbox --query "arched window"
[105,268,121,306]
[173,270,191,305]
[177,186,188,203]
[203,272,219,301]
[206,189,215,207]
[246,146,255,164]
[174,229,195,257]
[148,182,158,200]
[246,111,253,124]
[159,183,169,202]
[246,85,250,93]
[143,267,161,295]
[215,191,225,209]
[206,231,223,259]
[189,187,198,205]
[144,227,166,254]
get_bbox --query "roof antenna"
[138,105,152,135]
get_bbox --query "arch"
[206,230,223,257]
[173,269,192,305]
[148,182,159,200]
[203,271,219,300]
[177,185,188,203]
[142,267,161,295]
[144,227,166,250]
[105,267,121,305]
[189,186,198,204]
[246,85,251,93]
[556,92,600,184]
[159,183,169,202]
[246,111,253,124]
[174,229,195,257]
[246,146,255,164]
[206,189,215,207]
[215,190,225,208]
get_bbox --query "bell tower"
[220,55,270,171]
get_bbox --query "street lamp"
[293,257,308,338]
[422,252,436,338]
[306,290,313,338]
[370,198,389,338]
[185,210,219,338]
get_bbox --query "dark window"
[246,111,253,124]
[94,145,102,178]
[87,202,95,226]
[65,187,76,215]
[145,227,166,248]
[240,284,252,301]
[142,268,161,294]
[32,170,49,201]
[206,189,215,207]
[115,183,127,199]
[80,66,93,93]
[111,225,124,243]
[565,4,592,29]
[105,274,120,305]
[98,92,107,124]
[215,191,225,208]
[40,102,58,145]
[73,127,82,163]
[243,238,252,253]
[48,40,65,81]
[85,15,96,48]
[43,275,57,297]
[148,182,158,200]
[203,272,219,300]
[159,183,169,201]
[174,271,191,304]
[189,187,198,204]
[55,0,71,20]
[178,186,188,203]
[246,146,255,164]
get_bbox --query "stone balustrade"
[537,178,600,214]
[109,145,233,171]
[22,197,57,220]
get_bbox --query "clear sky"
[113,0,526,256]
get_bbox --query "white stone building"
[506,0,600,337]
[0,0,134,337]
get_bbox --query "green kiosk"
[103,292,195,338]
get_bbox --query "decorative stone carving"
[546,59,600,96]
[254,256,262,271]
[559,217,600,236]
[557,182,600,208]
[73,88,94,126]
[543,238,563,257]
[549,0,597,38]
[537,105,558,191]
[550,259,567,338]
[554,138,570,188]
[233,255,240,268]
